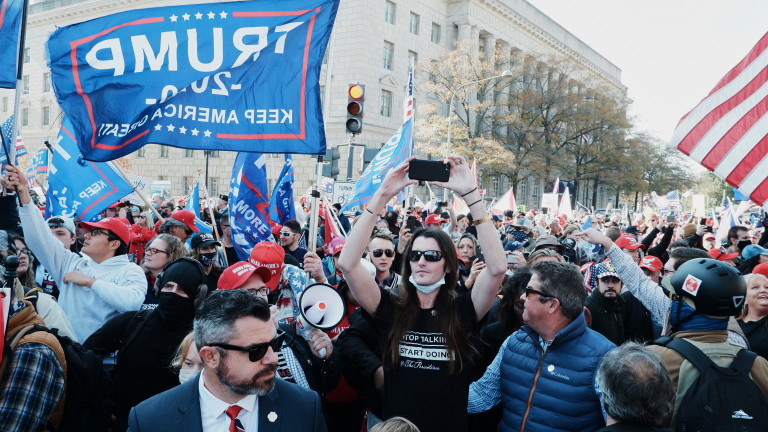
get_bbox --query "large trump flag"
[46,0,339,161]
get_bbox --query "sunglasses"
[524,287,557,300]
[372,249,395,258]
[137,215,147,219]
[279,232,295,237]
[208,331,284,362]
[407,250,444,262]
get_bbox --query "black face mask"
[737,240,752,252]
[199,252,217,267]
[156,292,195,324]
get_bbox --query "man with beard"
[128,289,327,432]
[585,262,627,345]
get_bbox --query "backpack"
[653,336,768,432]
[10,325,113,432]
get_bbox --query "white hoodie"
[19,204,146,341]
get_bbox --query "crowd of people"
[1,158,768,432]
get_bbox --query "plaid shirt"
[0,342,65,432]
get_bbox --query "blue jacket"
[501,316,615,431]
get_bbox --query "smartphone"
[405,215,422,231]
[699,218,707,225]
[667,215,676,223]
[408,159,450,182]
[472,245,485,263]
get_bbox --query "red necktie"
[225,405,245,432]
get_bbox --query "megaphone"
[295,282,346,358]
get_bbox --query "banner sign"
[0,0,22,88]
[229,152,273,260]
[331,181,355,209]
[45,118,135,221]
[47,0,339,161]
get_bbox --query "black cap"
[191,233,221,249]
[219,194,229,202]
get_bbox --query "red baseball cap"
[425,214,447,226]
[218,261,272,290]
[753,262,768,279]
[107,201,127,209]
[248,242,285,291]
[170,210,200,233]
[615,235,644,251]
[80,217,131,244]
[708,249,739,261]
[639,256,663,272]
[327,237,346,256]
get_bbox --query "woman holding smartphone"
[337,156,506,432]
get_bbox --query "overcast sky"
[526,0,768,144]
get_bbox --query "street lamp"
[444,70,514,199]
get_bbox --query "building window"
[208,150,220,158]
[21,108,29,126]
[532,179,540,202]
[382,41,394,70]
[409,13,419,35]
[380,90,392,117]
[43,72,51,93]
[2,97,7,112]
[184,149,194,158]
[431,23,441,44]
[23,48,30,63]
[160,146,169,158]
[137,147,146,158]
[209,178,219,196]
[519,178,527,202]
[42,107,50,126]
[384,1,395,24]
[182,176,193,194]
[22,75,29,94]
[407,50,418,68]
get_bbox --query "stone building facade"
[3,0,625,209]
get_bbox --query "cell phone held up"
[408,159,450,182]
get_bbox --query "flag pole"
[197,170,221,243]
[306,155,323,284]
[323,197,348,237]
[9,0,30,166]
[111,162,164,222]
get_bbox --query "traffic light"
[322,147,341,178]
[362,147,378,172]
[346,84,365,135]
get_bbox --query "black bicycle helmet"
[671,258,745,316]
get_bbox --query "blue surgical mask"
[408,274,445,294]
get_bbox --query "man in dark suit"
[128,289,327,432]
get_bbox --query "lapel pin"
[268,411,278,423]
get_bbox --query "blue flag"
[0,0,22,88]
[341,66,414,213]
[24,144,48,186]
[185,179,213,235]
[269,155,296,224]
[45,118,135,221]
[733,187,750,202]
[581,216,592,231]
[46,0,339,162]
[228,152,273,260]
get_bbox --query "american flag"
[0,114,26,163]
[666,190,680,208]
[403,60,414,122]
[672,32,768,206]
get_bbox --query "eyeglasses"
[247,286,270,296]
[661,268,675,277]
[372,249,395,258]
[407,250,444,262]
[87,228,111,237]
[145,248,168,256]
[279,231,295,237]
[524,287,557,300]
[208,331,284,362]
[137,215,147,219]
[12,248,31,256]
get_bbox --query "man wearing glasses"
[280,220,307,265]
[468,261,615,432]
[128,289,327,432]
[157,209,200,242]
[3,164,147,342]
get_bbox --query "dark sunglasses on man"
[407,250,444,262]
[208,331,284,362]
[372,249,395,258]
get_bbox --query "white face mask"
[409,274,445,294]
[179,368,200,384]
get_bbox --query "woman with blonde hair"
[737,273,768,358]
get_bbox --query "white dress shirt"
[199,372,259,432]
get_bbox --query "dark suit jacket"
[127,374,327,432]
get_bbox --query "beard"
[216,358,277,396]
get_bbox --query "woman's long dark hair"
[385,228,477,374]
[497,268,531,334]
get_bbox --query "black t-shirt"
[739,317,768,359]
[285,246,308,267]
[373,288,478,432]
